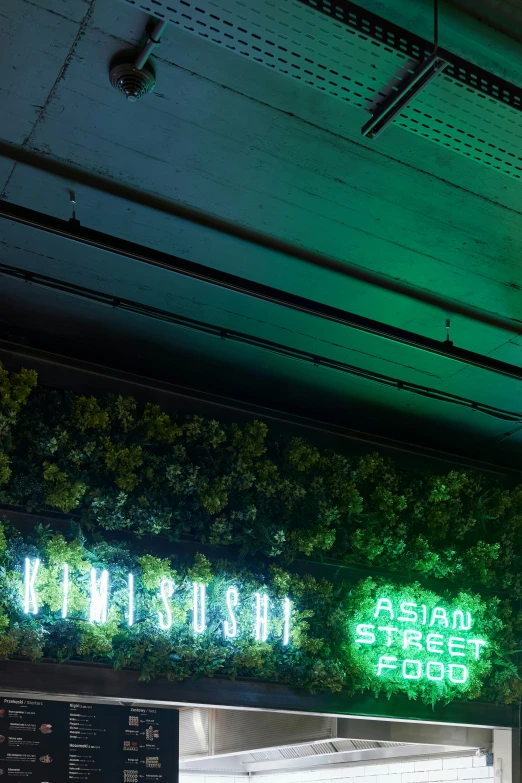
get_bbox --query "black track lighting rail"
[1,199,522,383]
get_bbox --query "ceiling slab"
[2,3,522,339]
[0,0,90,148]
[2,0,522,467]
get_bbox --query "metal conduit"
[0,260,521,424]
[1,200,522,382]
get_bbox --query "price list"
[0,697,178,783]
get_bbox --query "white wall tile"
[443,758,473,770]
[237,754,486,783]
[329,769,354,779]
[390,763,414,774]
[403,772,430,783]
[364,766,388,777]
[377,774,400,783]
[458,768,490,780]
[429,770,458,781]
[415,760,443,772]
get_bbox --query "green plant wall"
[1,363,521,589]
[0,362,521,704]
[0,521,518,704]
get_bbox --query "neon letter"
[426,633,444,654]
[283,597,291,646]
[24,557,40,615]
[402,629,423,650]
[426,661,444,681]
[378,626,399,647]
[89,569,108,624]
[61,563,69,619]
[452,610,472,630]
[449,664,468,683]
[448,636,466,657]
[223,587,238,638]
[377,655,397,676]
[420,604,427,625]
[429,607,449,628]
[355,623,375,644]
[128,573,134,627]
[255,592,269,641]
[374,598,394,619]
[398,601,418,623]
[403,659,422,680]
[193,583,206,633]
[467,639,487,660]
[158,578,174,630]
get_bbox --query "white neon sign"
[158,578,174,630]
[193,583,206,634]
[89,569,109,624]
[18,559,292,643]
[223,587,238,638]
[255,592,269,642]
[61,563,69,619]
[128,573,134,627]
[283,597,291,646]
[23,557,40,615]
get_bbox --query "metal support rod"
[135,18,168,70]
[1,200,522,383]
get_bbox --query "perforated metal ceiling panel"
[120,0,522,180]
[179,708,209,759]
[214,710,333,755]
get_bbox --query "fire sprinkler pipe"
[135,18,168,70]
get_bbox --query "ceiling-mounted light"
[362,51,447,139]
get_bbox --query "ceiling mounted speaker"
[109,53,156,102]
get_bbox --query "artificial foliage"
[1,362,522,592]
[0,520,517,704]
[0,361,521,701]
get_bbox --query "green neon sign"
[348,579,495,701]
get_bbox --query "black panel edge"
[0,660,514,727]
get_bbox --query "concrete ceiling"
[2,0,522,470]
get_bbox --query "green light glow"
[348,579,495,701]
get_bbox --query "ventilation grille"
[179,708,209,759]
[333,739,406,752]
[244,738,404,762]
[120,0,522,180]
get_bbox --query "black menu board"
[0,697,179,783]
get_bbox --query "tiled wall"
[180,754,493,783]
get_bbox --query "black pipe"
[1,200,522,383]
[0,260,521,425]
[1,142,522,340]
[0,339,514,478]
